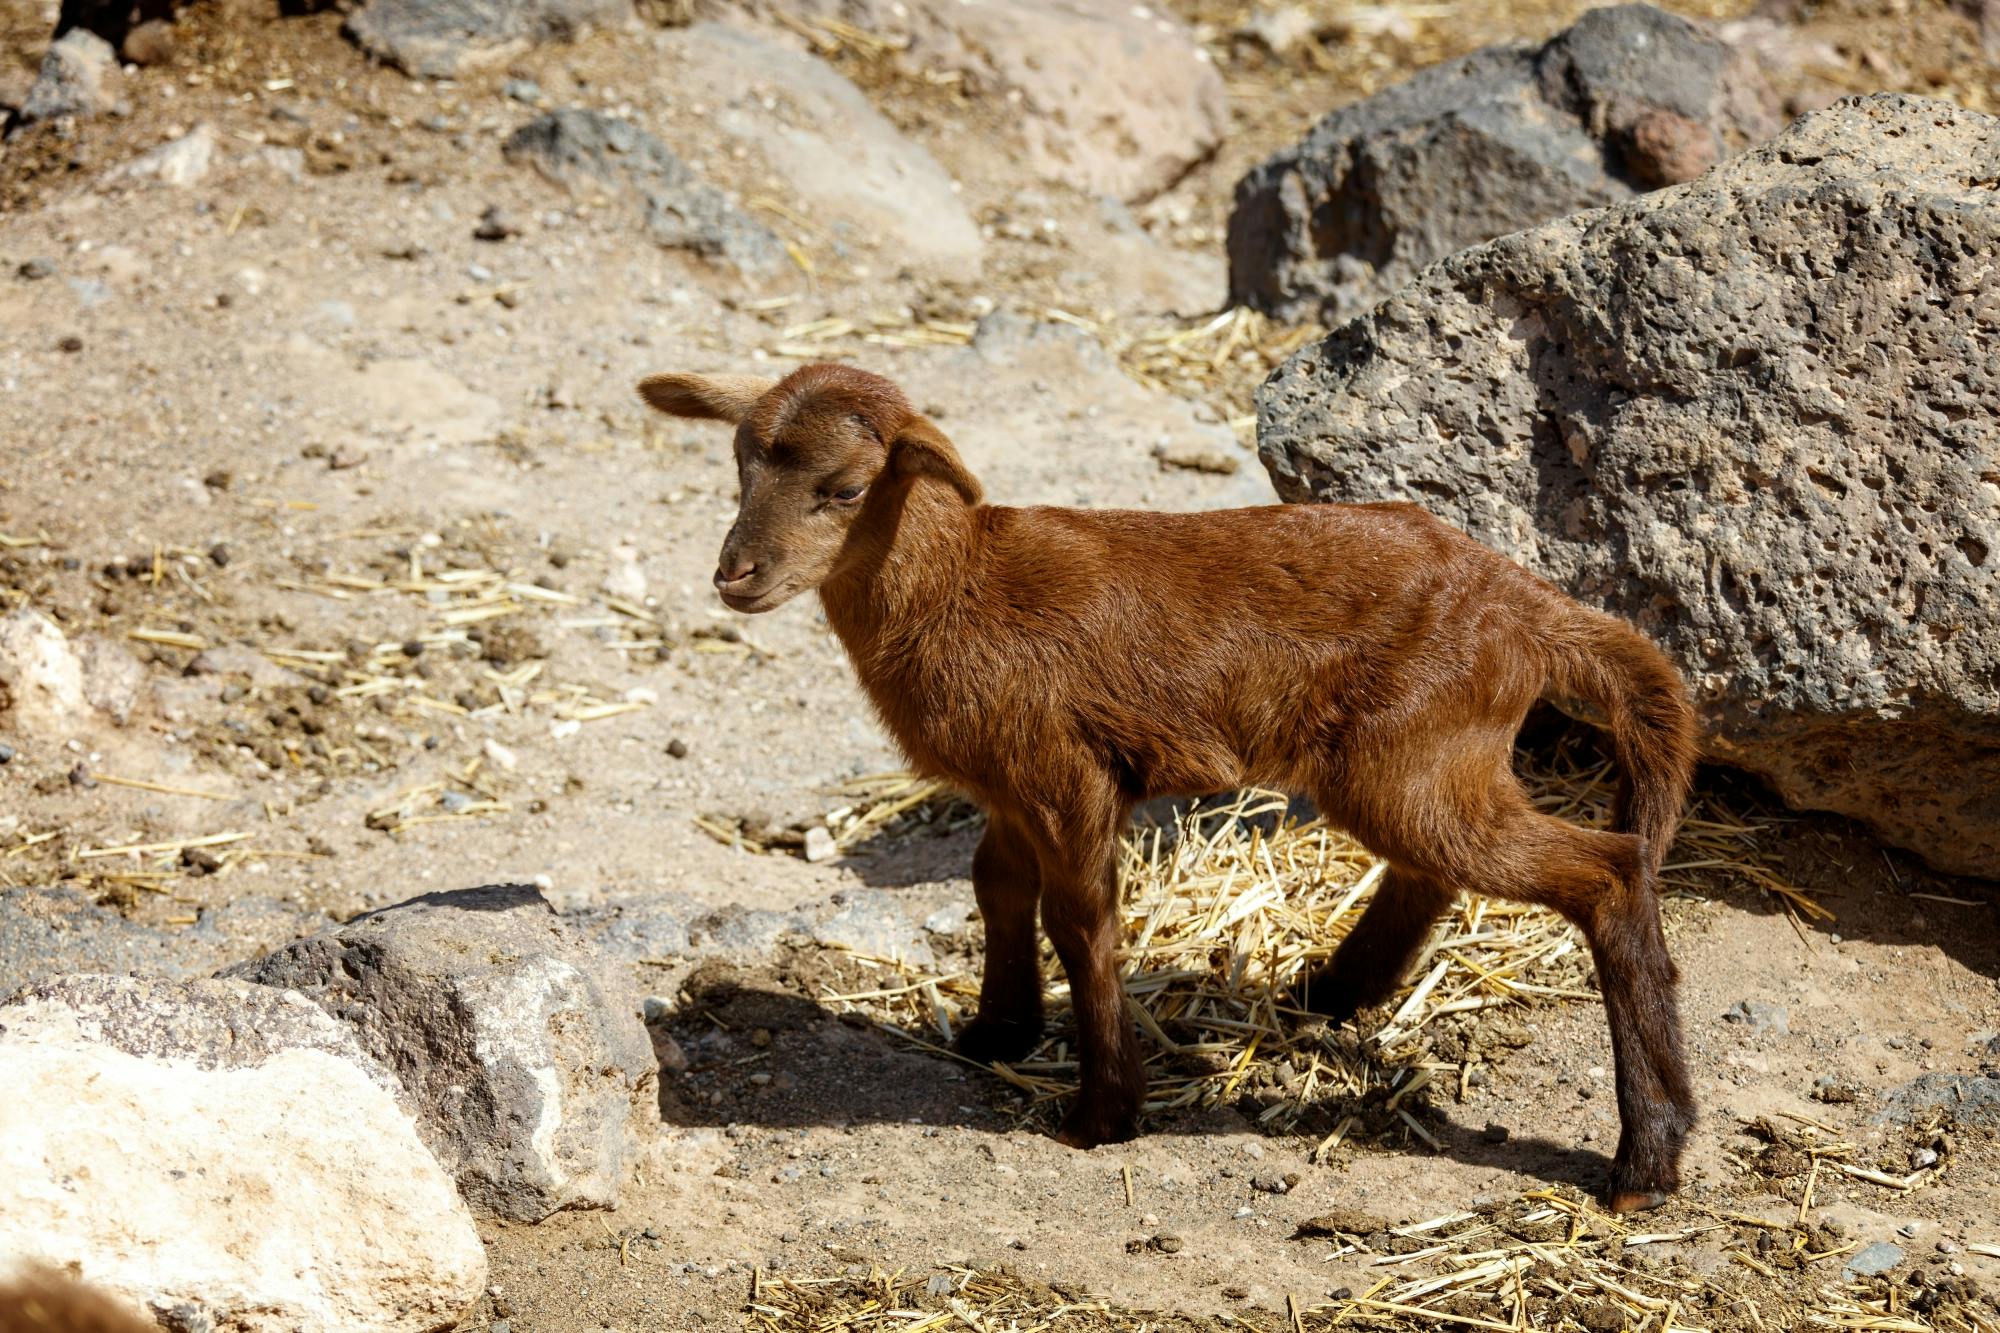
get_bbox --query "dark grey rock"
[503,108,783,273]
[1874,1072,2000,1129]
[1228,3,1777,323]
[345,0,631,78]
[1256,95,2000,877]
[575,895,695,961]
[20,29,119,124]
[228,884,655,1221]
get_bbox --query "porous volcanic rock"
[1256,95,2000,877]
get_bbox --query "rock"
[570,896,693,961]
[1154,441,1240,475]
[803,826,838,864]
[227,884,656,1221]
[1874,1072,2000,1129]
[120,18,176,65]
[667,24,983,273]
[0,610,88,728]
[20,29,119,124]
[1721,1000,1789,1035]
[76,636,145,724]
[1256,95,2000,877]
[503,108,784,274]
[1292,1208,1388,1238]
[473,203,522,240]
[17,257,56,280]
[0,886,327,1002]
[107,124,216,188]
[345,0,632,77]
[0,976,485,1332]
[812,889,934,967]
[730,0,1222,202]
[1239,5,1316,56]
[1844,1242,1905,1278]
[923,903,973,937]
[0,887,191,998]
[1229,3,1778,322]
[687,902,813,955]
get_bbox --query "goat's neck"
[818,480,978,676]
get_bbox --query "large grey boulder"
[0,976,485,1333]
[346,0,630,76]
[229,883,656,1221]
[1256,95,2000,878]
[504,108,786,275]
[1229,4,1778,324]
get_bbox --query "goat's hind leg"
[1296,866,1452,1025]
[1447,812,1694,1212]
[956,813,1047,1066]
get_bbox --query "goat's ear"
[636,373,777,424]
[888,416,983,505]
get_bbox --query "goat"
[0,1268,154,1333]
[639,362,1700,1212]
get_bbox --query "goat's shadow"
[655,964,1620,1198]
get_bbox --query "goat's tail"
[1545,604,1699,879]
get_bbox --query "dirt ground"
[4,0,2000,1328]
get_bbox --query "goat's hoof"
[1608,1189,1671,1214]
[1292,972,1367,1027]
[954,1017,1042,1066]
[1053,1106,1140,1151]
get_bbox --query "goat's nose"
[714,559,757,587]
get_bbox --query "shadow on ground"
[655,962,1625,1197]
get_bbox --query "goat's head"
[637,363,981,613]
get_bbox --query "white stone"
[0,979,487,1333]
[0,609,89,726]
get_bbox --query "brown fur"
[0,1269,154,1333]
[641,363,1702,1211]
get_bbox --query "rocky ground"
[4,0,2000,1329]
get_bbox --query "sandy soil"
[3,0,2000,1328]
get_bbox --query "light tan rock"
[0,976,487,1333]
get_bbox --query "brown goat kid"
[640,363,1701,1212]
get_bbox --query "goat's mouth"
[717,580,800,614]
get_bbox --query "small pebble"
[0,743,14,764]
[666,738,690,759]
[58,335,84,353]
[474,205,521,241]
[504,78,543,103]
[18,258,55,280]
[68,762,95,788]
[209,543,232,567]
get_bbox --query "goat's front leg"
[1041,836,1143,1149]
[956,814,1046,1066]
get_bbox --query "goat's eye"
[832,484,867,503]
